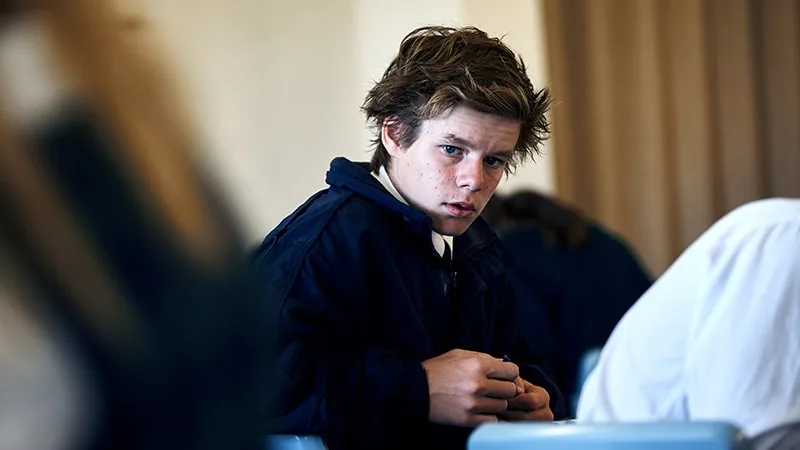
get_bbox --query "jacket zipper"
[449,270,458,304]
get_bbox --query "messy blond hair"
[362,26,551,174]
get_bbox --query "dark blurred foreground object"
[484,191,652,416]
[0,2,272,449]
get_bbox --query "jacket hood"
[324,157,504,264]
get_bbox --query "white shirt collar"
[371,166,453,259]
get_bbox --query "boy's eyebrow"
[491,150,514,160]
[443,133,474,148]
[444,134,514,159]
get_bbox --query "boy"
[254,26,563,450]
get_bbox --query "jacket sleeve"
[257,217,430,450]
[491,270,567,420]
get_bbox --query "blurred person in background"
[0,2,272,449]
[578,198,800,450]
[253,25,564,450]
[483,190,652,416]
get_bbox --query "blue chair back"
[265,435,327,450]
[577,347,602,388]
[468,422,751,450]
[572,346,602,413]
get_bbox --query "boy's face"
[385,105,520,236]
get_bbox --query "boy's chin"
[433,219,473,237]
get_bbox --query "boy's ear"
[381,117,403,156]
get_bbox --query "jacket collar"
[326,157,431,236]
[325,157,500,262]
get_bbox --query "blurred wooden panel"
[607,0,640,242]
[542,0,576,203]
[545,0,596,211]
[756,0,800,198]
[663,0,718,250]
[629,0,674,274]
[584,0,622,231]
[543,0,799,274]
[708,0,765,210]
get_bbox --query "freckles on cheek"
[488,173,503,189]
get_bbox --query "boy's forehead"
[425,105,520,133]
[418,108,520,153]
[424,104,519,126]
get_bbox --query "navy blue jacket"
[253,158,564,450]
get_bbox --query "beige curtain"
[542,0,800,275]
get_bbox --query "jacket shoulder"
[251,190,393,298]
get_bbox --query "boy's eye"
[485,156,507,167]
[441,145,461,155]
